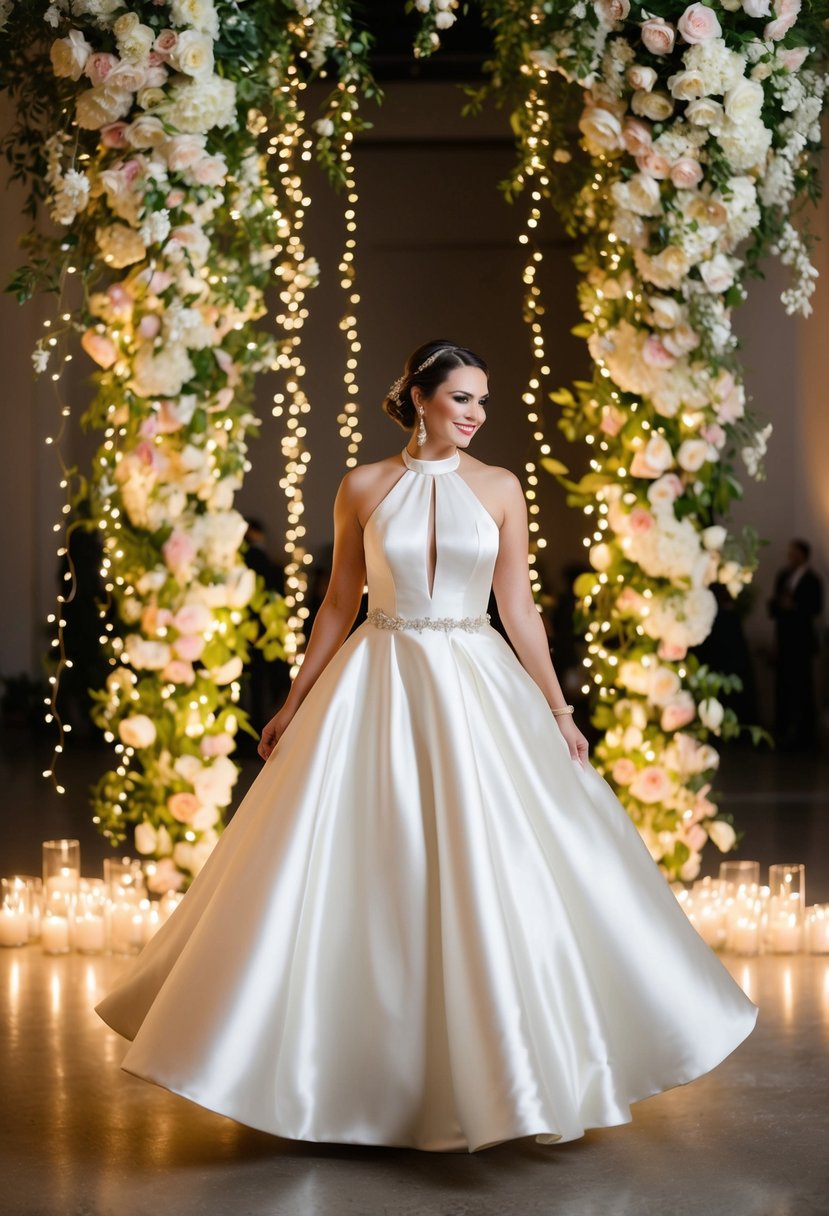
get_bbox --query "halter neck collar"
[401,446,460,475]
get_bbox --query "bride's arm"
[492,472,589,763]
[258,471,367,758]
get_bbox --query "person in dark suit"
[767,538,824,752]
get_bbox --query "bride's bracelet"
[551,705,575,717]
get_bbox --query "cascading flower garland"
[470,0,829,880]
[1,0,378,890]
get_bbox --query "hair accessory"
[386,346,457,406]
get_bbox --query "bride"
[97,340,758,1153]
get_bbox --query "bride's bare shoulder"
[338,454,405,525]
[461,453,521,493]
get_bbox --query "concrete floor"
[2,739,829,1215]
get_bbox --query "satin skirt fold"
[96,622,758,1152]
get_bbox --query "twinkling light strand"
[332,84,363,470]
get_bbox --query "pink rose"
[658,639,688,661]
[162,659,196,685]
[162,531,197,577]
[166,188,187,208]
[647,472,684,505]
[628,506,655,534]
[147,858,185,894]
[106,282,133,311]
[191,156,228,186]
[643,335,676,368]
[137,314,161,339]
[596,0,631,23]
[163,135,206,172]
[670,157,703,189]
[149,270,174,294]
[630,452,663,479]
[615,586,645,614]
[677,3,721,43]
[684,823,708,852]
[168,791,200,823]
[133,440,157,468]
[174,603,213,634]
[778,46,808,71]
[612,758,638,785]
[629,765,672,804]
[661,694,697,732]
[215,387,235,411]
[154,30,179,57]
[765,0,801,39]
[81,330,117,369]
[600,405,624,436]
[139,416,159,438]
[174,634,206,662]
[200,732,235,758]
[144,64,169,88]
[100,121,130,149]
[84,52,119,87]
[622,118,652,158]
[636,150,672,179]
[701,423,726,448]
[640,17,676,54]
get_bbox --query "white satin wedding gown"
[96,445,758,1152]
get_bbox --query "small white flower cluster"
[414,0,460,32]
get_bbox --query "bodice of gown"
[363,447,501,620]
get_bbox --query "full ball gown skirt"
[96,446,759,1152]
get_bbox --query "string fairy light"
[267,63,315,675]
[332,82,364,470]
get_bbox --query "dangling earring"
[416,407,427,448]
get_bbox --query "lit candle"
[0,904,28,947]
[768,916,802,953]
[41,915,70,954]
[730,917,761,956]
[109,903,144,953]
[805,906,829,954]
[73,915,106,954]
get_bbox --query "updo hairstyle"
[381,340,489,430]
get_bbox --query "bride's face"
[412,366,489,448]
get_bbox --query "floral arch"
[1,0,826,890]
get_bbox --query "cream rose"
[699,697,725,730]
[670,157,704,189]
[707,818,737,851]
[648,666,682,706]
[699,253,736,293]
[578,106,624,155]
[723,79,764,123]
[96,222,147,268]
[168,30,215,78]
[667,68,706,101]
[677,3,722,43]
[640,17,676,55]
[75,85,134,130]
[649,296,683,328]
[118,714,157,748]
[622,118,652,158]
[702,525,727,551]
[627,64,658,92]
[50,30,91,81]
[629,765,673,804]
[685,97,724,127]
[595,0,630,23]
[677,438,710,472]
[631,90,674,122]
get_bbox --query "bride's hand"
[555,714,589,767]
[258,707,294,762]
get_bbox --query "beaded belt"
[367,607,490,634]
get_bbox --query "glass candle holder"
[766,863,805,953]
[805,905,829,954]
[41,893,72,955]
[43,839,81,901]
[12,876,43,941]
[72,888,108,955]
[104,856,145,902]
[0,887,29,948]
[108,897,146,955]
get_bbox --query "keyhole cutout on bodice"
[426,478,437,599]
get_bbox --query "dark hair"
[791,537,811,560]
[381,340,489,430]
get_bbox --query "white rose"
[699,253,736,294]
[648,666,682,706]
[627,64,658,92]
[649,296,683,328]
[627,172,663,216]
[50,30,91,80]
[134,820,158,855]
[170,0,220,37]
[631,91,674,121]
[643,432,675,471]
[685,98,724,127]
[125,115,167,149]
[579,106,624,155]
[132,344,195,399]
[723,79,765,123]
[679,853,702,882]
[114,14,155,62]
[169,30,215,78]
[677,439,710,472]
[118,714,158,748]
[707,818,736,851]
[226,565,257,608]
[702,525,727,551]
[699,697,725,730]
[667,68,706,101]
